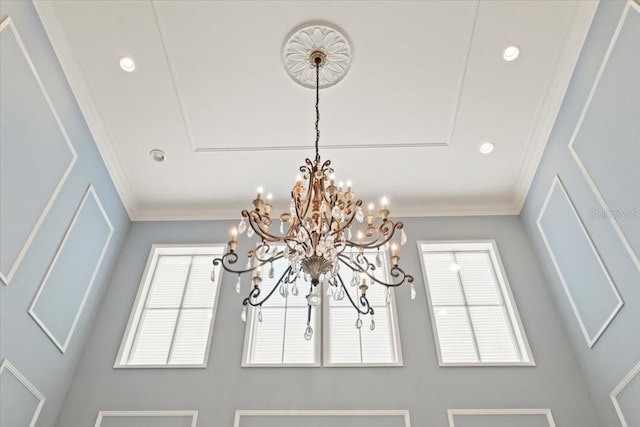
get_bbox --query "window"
[418,241,534,366]
[243,249,402,366]
[115,244,224,368]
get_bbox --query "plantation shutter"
[421,245,526,364]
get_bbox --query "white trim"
[0,359,46,427]
[114,243,226,368]
[94,410,198,427]
[514,0,599,212]
[32,1,136,220]
[234,410,411,427]
[417,239,535,367]
[28,185,114,353]
[536,176,623,348]
[567,0,640,272]
[447,408,556,427]
[0,16,78,285]
[610,360,640,427]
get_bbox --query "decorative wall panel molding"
[611,360,640,427]
[0,359,46,427]
[447,409,556,427]
[0,16,78,285]
[537,176,623,347]
[29,186,114,352]
[94,410,198,427]
[568,0,640,271]
[234,410,411,427]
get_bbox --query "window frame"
[114,243,225,369]
[417,240,535,367]
[241,249,403,367]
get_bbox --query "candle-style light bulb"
[267,193,273,201]
[231,227,238,242]
[257,186,264,197]
[391,243,398,257]
[381,197,389,209]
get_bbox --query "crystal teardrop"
[238,219,247,234]
[257,307,263,323]
[304,325,314,341]
[235,275,241,294]
[268,263,275,279]
[336,288,345,301]
[280,220,284,234]
[331,206,341,219]
[327,286,334,296]
[355,317,363,329]
[400,229,407,245]
[355,207,364,223]
[370,318,376,331]
[410,283,416,300]
[246,258,252,269]
[291,284,299,296]
[386,288,392,305]
[350,275,358,287]
[247,227,254,238]
[346,227,352,240]
[375,252,382,268]
[210,269,216,282]
[241,306,247,322]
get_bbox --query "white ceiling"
[34,0,598,220]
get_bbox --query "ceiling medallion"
[213,30,413,340]
[282,22,352,88]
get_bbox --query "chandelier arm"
[336,274,374,315]
[242,265,292,307]
[345,220,404,250]
[213,252,258,275]
[337,254,410,288]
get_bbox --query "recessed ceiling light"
[119,57,136,72]
[479,142,495,154]
[149,149,166,162]
[503,46,520,62]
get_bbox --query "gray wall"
[56,216,597,426]
[520,1,640,426]
[0,1,129,427]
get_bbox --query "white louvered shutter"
[248,255,317,365]
[327,250,400,365]
[123,247,223,366]
[421,244,529,364]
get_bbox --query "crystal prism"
[238,219,247,234]
[355,207,364,223]
[280,220,284,234]
[235,276,241,294]
[386,288,391,305]
[210,269,216,282]
[400,229,407,245]
[241,306,247,322]
[410,283,416,300]
[247,227,254,238]
[370,318,376,331]
[257,308,263,323]
[375,252,382,268]
[304,325,314,341]
[268,263,275,279]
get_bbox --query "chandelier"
[213,26,413,340]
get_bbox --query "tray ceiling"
[33,0,598,220]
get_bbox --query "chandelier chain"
[314,59,320,162]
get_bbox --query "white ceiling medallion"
[282,22,352,89]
